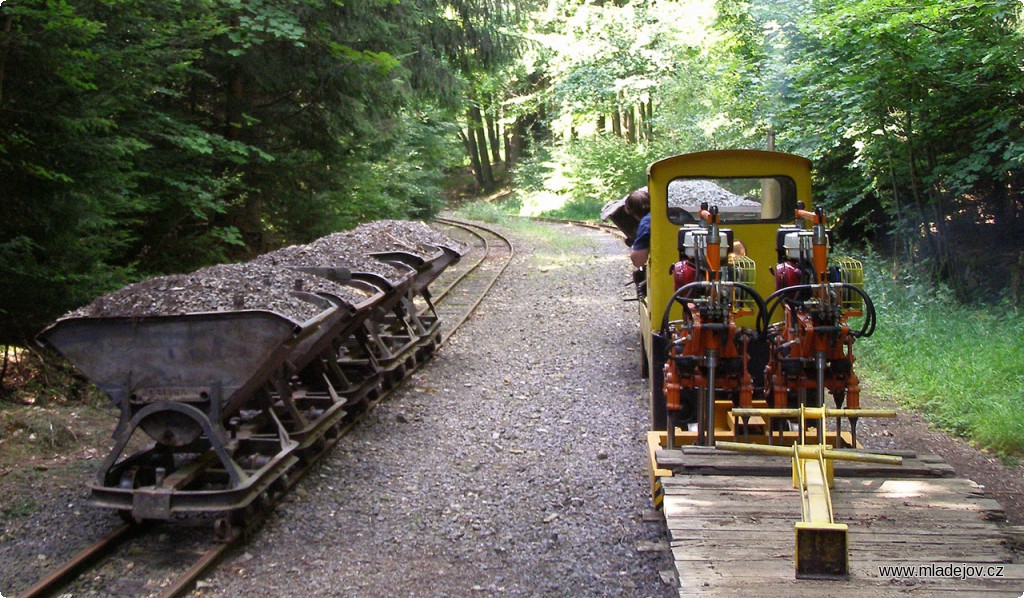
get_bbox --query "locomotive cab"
[637,150,812,432]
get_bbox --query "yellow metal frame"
[639,150,899,581]
[716,407,901,579]
[645,150,813,325]
[641,150,813,411]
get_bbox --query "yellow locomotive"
[606,150,923,579]
[610,149,875,449]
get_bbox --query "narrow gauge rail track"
[16,218,514,598]
[430,216,515,344]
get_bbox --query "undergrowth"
[482,137,664,221]
[1,497,38,520]
[857,252,1024,459]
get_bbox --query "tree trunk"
[511,117,527,162]
[486,110,501,164]
[646,96,654,140]
[461,115,484,191]
[597,114,606,133]
[224,16,245,141]
[626,105,636,144]
[469,104,494,191]
[612,106,621,137]
[0,345,9,397]
[637,102,646,142]
[504,128,513,167]
[535,103,548,142]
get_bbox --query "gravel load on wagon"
[349,220,468,257]
[66,262,369,322]
[668,179,762,208]
[254,238,409,286]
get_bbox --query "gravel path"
[198,221,676,597]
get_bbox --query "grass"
[857,256,1024,459]
[452,199,598,269]
[1,497,38,520]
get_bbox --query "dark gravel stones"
[349,220,468,257]
[61,220,465,323]
[66,262,366,322]
[668,179,762,208]
[254,238,410,286]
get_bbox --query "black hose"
[833,283,876,337]
[659,281,768,339]
[659,281,712,338]
[731,282,769,337]
[764,284,816,329]
[763,283,876,338]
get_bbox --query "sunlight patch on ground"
[519,190,568,217]
[517,158,574,217]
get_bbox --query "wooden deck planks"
[658,450,1022,597]
[656,449,957,478]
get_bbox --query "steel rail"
[156,541,234,598]
[431,217,515,345]
[16,217,514,598]
[428,220,491,304]
[16,523,141,598]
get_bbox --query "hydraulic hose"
[659,281,768,340]
[763,283,876,338]
[834,282,876,338]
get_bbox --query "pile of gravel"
[348,220,468,258]
[668,179,762,209]
[64,221,465,326]
[254,239,410,286]
[66,262,366,322]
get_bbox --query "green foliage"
[0,0,479,342]
[858,253,1024,456]
[1,497,38,520]
[712,0,1024,296]
[453,200,516,224]
[509,135,667,220]
[562,135,665,207]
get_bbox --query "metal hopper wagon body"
[38,222,466,528]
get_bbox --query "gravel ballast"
[668,180,761,209]
[199,222,676,597]
[66,262,365,322]
[352,219,470,256]
[256,236,411,285]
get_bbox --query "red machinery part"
[774,260,802,291]
[671,260,698,290]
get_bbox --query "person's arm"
[630,213,651,268]
[630,247,649,268]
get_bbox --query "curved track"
[16,218,514,598]
[430,217,515,344]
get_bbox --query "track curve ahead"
[430,217,515,344]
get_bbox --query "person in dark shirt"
[624,187,651,268]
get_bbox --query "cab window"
[665,176,797,225]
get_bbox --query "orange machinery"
[660,204,767,448]
[763,204,876,446]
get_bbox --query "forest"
[1,0,1022,340]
